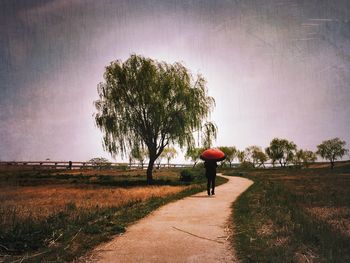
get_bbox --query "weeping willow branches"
[94,54,216,182]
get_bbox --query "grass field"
[0,166,228,262]
[226,162,350,262]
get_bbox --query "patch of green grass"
[227,166,350,263]
[0,168,228,262]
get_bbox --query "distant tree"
[88,157,111,167]
[316,138,348,169]
[155,156,163,169]
[244,146,260,167]
[265,138,297,167]
[294,149,317,167]
[265,147,277,167]
[130,146,148,169]
[254,149,268,168]
[185,147,204,168]
[294,150,304,166]
[243,146,267,168]
[301,150,317,167]
[94,55,216,184]
[161,147,178,168]
[218,146,237,167]
[237,150,247,164]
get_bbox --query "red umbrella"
[200,148,226,162]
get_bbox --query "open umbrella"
[200,148,226,162]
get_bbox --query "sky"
[0,0,350,163]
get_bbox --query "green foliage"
[94,54,216,183]
[244,146,267,168]
[201,122,218,149]
[179,169,194,182]
[218,146,237,167]
[88,157,111,166]
[185,147,204,167]
[237,150,247,163]
[265,138,297,167]
[294,149,317,167]
[130,145,148,169]
[254,150,268,168]
[317,138,348,168]
[238,161,255,169]
[161,147,178,167]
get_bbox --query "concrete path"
[91,175,253,263]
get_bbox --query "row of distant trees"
[89,137,348,169]
[185,137,348,169]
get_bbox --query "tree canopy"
[237,150,247,164]
[88,157,111,166]
[185,147,205,168]
[94,54,216,183]
[265,138,297,167]
[161,147,178,167]
[218,146,237,167]
[242,146,268,168]
[294,149,317,167]
[316,138,348,168]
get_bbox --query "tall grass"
[0,185,184,220]
[0,167,228,262]
[228,166,350,262]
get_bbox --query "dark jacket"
[204,161,217,178]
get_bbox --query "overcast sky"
[1,0,349,163]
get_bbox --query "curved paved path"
[91,175,253,263]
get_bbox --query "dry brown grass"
[257,220,274,236]
[0,184,185,222]
[305,206,350,237]
[54,168,180,178]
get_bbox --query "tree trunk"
[330,160,334,169]
[147,157,156,184]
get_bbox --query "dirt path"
[90,175,253,263]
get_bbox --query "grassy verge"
[0,168,227,262]
[227,166,350,262]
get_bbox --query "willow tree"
[161,147,177,167]
[317,138,348,169]
[218,146,237,167]
[265,138,297,167]
[94,55,216,183]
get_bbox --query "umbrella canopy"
[200,148,226,162]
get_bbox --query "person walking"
[204,160,218,196]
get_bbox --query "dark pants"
[207,175,216,194]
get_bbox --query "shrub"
[180,169,194,182]
[239,161,255,169]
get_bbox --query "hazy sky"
[1,0,350,163]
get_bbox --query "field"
[0,166,227,262]
[227,162,350,262]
